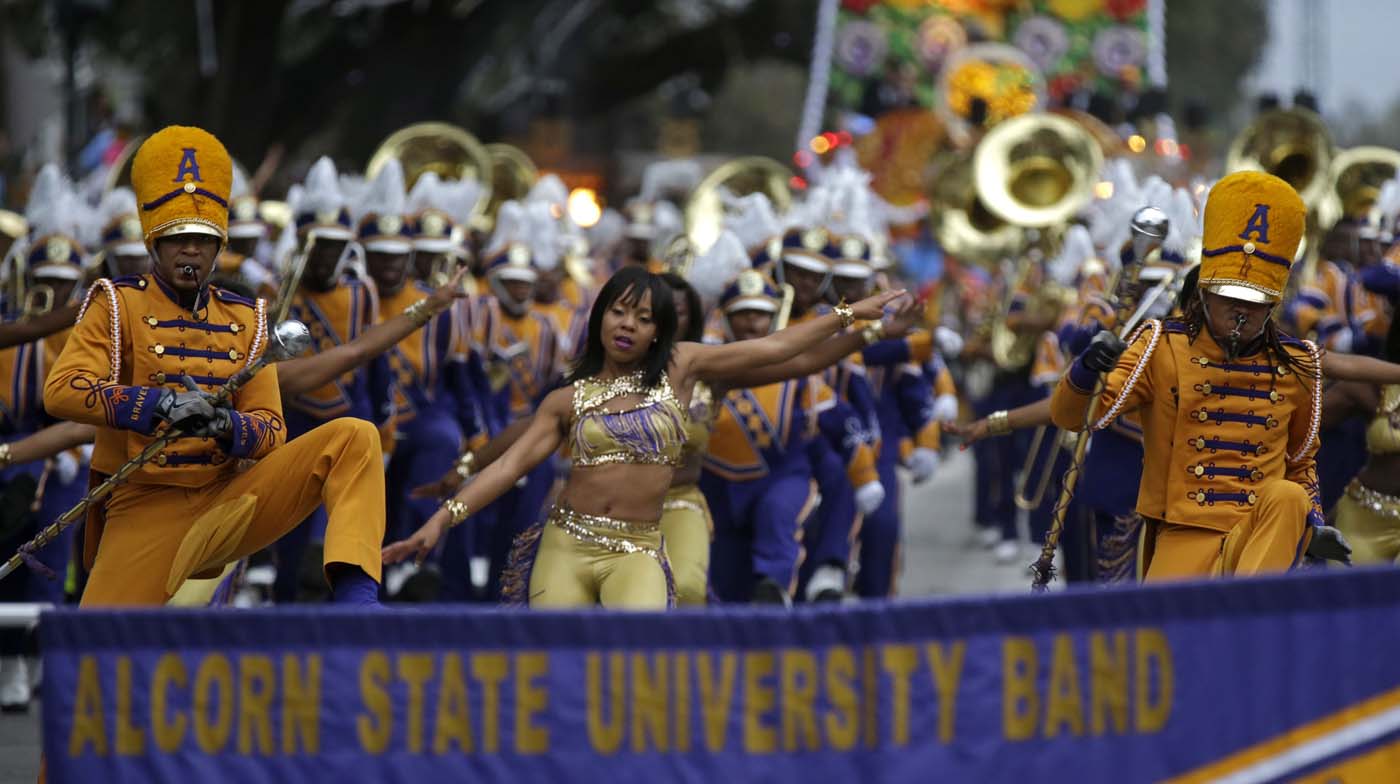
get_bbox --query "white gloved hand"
[854,480,886,515]
[934,326,964,358]
[54,451,80,485]
[907,447,939,484]
[931,393,959,424]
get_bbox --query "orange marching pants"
[1140,479,1313,582]
[79,418,385,607]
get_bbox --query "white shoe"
[384,562,420,597]
[994,540,1021,565]
[977,528,1002,549]
[805,564,848,603]
[469,556,490,590]
[0,656,30,712]
[243,564,276,587]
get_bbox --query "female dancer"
[382,266,905,608]
[1327,314,1400,563]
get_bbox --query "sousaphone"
[684,156,793,255]
[367,122,494,221]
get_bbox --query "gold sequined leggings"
[659,484,712,606]
[527,505,669,609]
[1334,480,1400,565]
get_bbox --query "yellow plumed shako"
[1198,171,1305,304]
[130,125,232,243]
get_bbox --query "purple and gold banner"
[41,568,1400,782]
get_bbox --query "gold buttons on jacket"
[156,453,168,466]
[1242,241,1256,255]
[230,323,244,333]
[1200,382,1213,395]
[229,349,241,361]
[151,372,167,384]
[183,182,196,194]
[1192,464,1206,477]
[1196,410,1210,422]
[1246,491,1258,505]
[1269,390,1281,402]
[144,316,159,327]
[1191,437,1207,451]
[150,344,165,356]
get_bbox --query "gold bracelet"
[0,443,12,469]
[986,410,1011,437]
[442,499,470,527]
[833,300,855,329]
[403,298,433,327]
[861,321,885,345]
[454,452,476,479]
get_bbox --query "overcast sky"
[1252,0,1400,118]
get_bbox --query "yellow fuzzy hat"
[1198,171,1305,303]
[130,125,232,244]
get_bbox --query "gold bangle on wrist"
[0,443,12,469]
[986,410,1011,437]
[861,320,885,345]
[833,300,855,329]
[454,452,476,479]
[403,298,433,327]
[442,499,470,527]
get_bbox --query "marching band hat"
[1198,171,1304,304]
[130,125,232,243]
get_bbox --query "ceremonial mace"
[1029,207,1170,591]
[0,320,313,581]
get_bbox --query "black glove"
[185,407,234,440]
[153,386,217,430]
[1081,330,1128,374]
[1306,525,1352,564]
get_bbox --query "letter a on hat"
[1238,204,1271,243]
[174,148,203,183]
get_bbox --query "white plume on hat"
[297,157,347,221]
[354,158,406,222]
[1086,158,1141,259]
[25,164,85,242]
[1048,224,1097,288]
[526,174,570,215]
[639,159,703,203]
[231,166,252,201]
[688,229,751,311]
[95,187,142,254]
[486,200,527,257]
[588,207,626,260]
[1162,187,1200,262]
[522,200,562,272]
[723,192,781,253]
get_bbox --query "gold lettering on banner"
[397,654,435,753]
[780,649,820,752]
[515,653,550,754]
[432,654,473,754]
[743,651,777,753]
[697,652,736,752]
[115,656,146,755]
[1135,629,1173,732]
[69,656,107,757]
[631,653,669,752]
[152,654,187,753]
[357,651,391,754]
[472,653,509,753]
[824,646,858,751]
[1090,632,1129,736]
[237,654,275,755]
[194,654,234,754]
[674,653,692,753]
[926,641,965,744]
[1002,638,1038,741]
[1045,636,1084,738]
[882,645,919,747]
[586,653,624,754]
[282,654,322,755]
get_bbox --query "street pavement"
[0,449,1042,782]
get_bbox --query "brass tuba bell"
[1319,145,1400,229]
[970,112,1101,370]
[684,156,793,254]
[483,143,539,232]
[367,122,494,221]
[927,149,1025,266]
[1226,108,1335,211]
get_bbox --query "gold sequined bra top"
[570,371,687,468]
[1367,385,1400,456]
